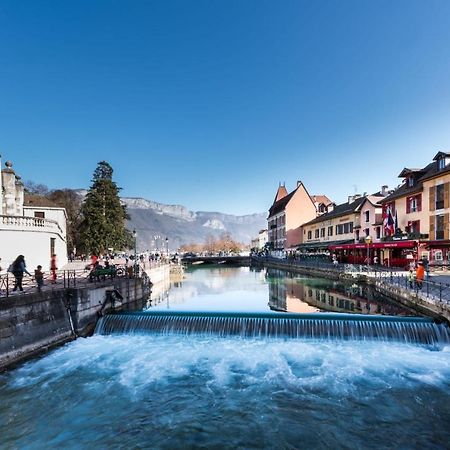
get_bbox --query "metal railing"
[0,264,140,299]
[252,256,450,306]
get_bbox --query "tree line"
[179,233,247,254]
[25,161,132,256]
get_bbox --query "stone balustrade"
[0,214,64,235]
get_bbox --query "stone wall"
[0,277,147,371]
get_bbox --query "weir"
[95,311,450,345]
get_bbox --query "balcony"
[0,215,64,236]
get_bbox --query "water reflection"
[144,266,415,316]
[266,268,412,316]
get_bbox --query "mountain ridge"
[75,190,266,251]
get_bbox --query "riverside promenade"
[253,256,450,323]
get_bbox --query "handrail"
[0,264,137,299]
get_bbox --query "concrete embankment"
[0,265,170,371]
[257,259,450,323]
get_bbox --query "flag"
[394,210,398,233]
[383,205,395,236]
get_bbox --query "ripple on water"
[1,336,450,449]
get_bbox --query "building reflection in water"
[266,268,411,316]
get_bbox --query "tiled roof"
[273,185,289,203]
[311,194,333,205]
[268,189,297,217]
[381,160,450,203]
[303,196,367,226]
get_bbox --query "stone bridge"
[181,255,250,265]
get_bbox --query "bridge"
[181,255,250,265]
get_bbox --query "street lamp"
[165,237,169,258]
[133,229,137,274]
[365,235,372,271]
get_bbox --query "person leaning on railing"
[416,262,425,290]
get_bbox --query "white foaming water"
[9,336,450,394]
[2,336,450,449]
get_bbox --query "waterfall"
[94,311,450,345]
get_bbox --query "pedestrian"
[416,262,425,290]
[35,265,44,292]
[407,269,415,289]
[50,254,58,284]
[9,255,31,292]
[373,255,379,265]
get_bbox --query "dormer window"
[438,158,446,170]
[408,176,414,187]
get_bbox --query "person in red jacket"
[50,254,58,284]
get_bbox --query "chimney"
[381,185,388,196]
[348,194,361,203]
[297,180,302,188]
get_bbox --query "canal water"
[1,266,450,449]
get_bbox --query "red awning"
[422,240,450,248]
[329,240,417,250]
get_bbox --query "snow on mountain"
[75,190,267,251]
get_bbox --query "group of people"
[3,254,58,293]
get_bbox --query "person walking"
[10,255,31,292]
[35,265,44,292]
[50,254,58,284]
[415,262,425,290]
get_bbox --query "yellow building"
[380,151,450,267]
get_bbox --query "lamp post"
[133,229,137,274]
[365,235,372,271]
[165,237,169,258]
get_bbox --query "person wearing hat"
[416,261,425,289]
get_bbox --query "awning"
[329,240,417,250]
[422,240,450,248]
[299,239,353,250]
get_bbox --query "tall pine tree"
[80,161,132,255]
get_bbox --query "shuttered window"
[429,186,436,212]
[430,215,436,239]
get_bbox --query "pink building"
[267,182,332,250]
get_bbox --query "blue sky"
[1,0,450,215]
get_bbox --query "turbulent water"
[1,335,450,449]
[2,267,450,448]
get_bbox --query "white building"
[251,229,268,250]
[0,158,68,273]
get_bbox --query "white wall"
[23,207,67,236]
[0,229,68,274]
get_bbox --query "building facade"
[267,182,330,251]
[0,158,68,273]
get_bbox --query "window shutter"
[429,186,436,212]
[406,197,410,213]
[429,215,435,240]
[417,194,422,212]
[416,220,421,234]
[445,214,450,240]
[445,183,450,209]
